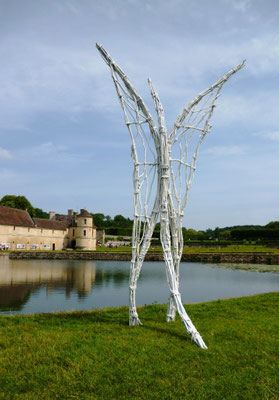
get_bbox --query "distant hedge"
[231,229,279,240]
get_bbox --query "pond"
[0,256,278,315]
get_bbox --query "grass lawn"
[0,293,278,399]
[90,244,279,254]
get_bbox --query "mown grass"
[90,244,279,254]
[0,293,278,399]
[183,244,279,254]
[8,244,279,254]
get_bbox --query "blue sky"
[0,0,279,230]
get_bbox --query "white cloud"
[0,168,17,181]
[201,145,246,157]
[253,131,279,142]
[230,0,251,12]
[0,148,12,160]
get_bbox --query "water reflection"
[0,257,278,315]
[0,258,130,312]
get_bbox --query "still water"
[0,256,278,315]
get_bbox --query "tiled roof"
[53,214,76,227]
[0,206,34,228]
[78,209,92,218]
[33,218,67,231]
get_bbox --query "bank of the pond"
[0,292,278,399]
[9,250,279,265]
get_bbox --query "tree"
[0,195,49,219]
[265,221,279,229]
[204,228,214,240]
[113,214,129,227]
[219,230,231,240]
[0,195,34,216]
[91,213,105,227]
[214,227,220,239]
[33,207,49,219]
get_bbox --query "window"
[84,219,87,224]
[73,229,75,236]
[83,230,86,236]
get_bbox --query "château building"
[0,206,97,251]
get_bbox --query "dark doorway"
[52,243,55,251]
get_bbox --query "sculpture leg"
[163,251,207,349]
[160,209,207,348]
[166,288,177,321]
[166,263,178,321]
[129,253,152,326]
[166,199,182,322]
[129,258,142,326]
[129,210,159,326]
[166,250,180,321]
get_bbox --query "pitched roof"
[78,209,92,218]
[33,218,67,231]
[0,206,34,228]
[52,215,76,228]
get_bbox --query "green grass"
[90,244,279,254]
[0,293,278,399]
[8,244,279,254]
[182,244,279,254]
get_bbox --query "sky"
[0,0,279,230]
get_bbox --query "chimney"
[49,211,56,220]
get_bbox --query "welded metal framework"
[97,43,244,349]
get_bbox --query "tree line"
[1,195,279,242]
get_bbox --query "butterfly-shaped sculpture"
[97,43,245,349]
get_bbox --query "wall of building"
[0,224,67,250]
[0,209,97,251]
[96,229,105,244]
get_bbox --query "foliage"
[0,195,48,219]
[231,228,279,241]
[0,293,278,399]
[33,207,49,219]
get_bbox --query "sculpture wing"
[168,61,245,217]
[96,44,160,252]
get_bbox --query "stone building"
[0,206,97,251]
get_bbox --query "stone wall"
[0,225,66,251]
[8,251,279,264]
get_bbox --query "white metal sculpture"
[97,43,244,349]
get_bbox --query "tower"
[75,209,96,250]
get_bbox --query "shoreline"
[8,250,279,266]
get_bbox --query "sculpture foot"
[190,330,208,350]
[129,315,142,326]
[166,314,176,322]
[166,296,176,322]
